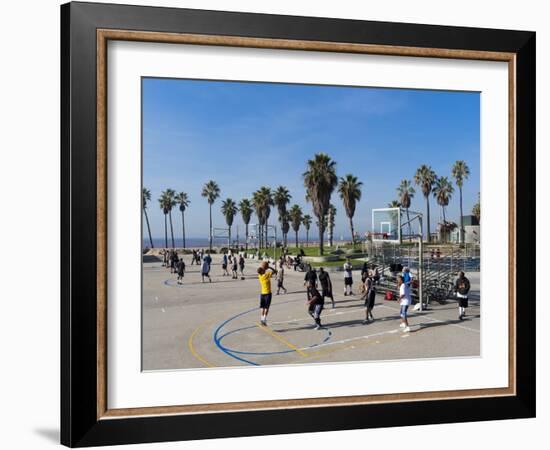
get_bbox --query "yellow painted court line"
[188,323,215,368]
[256,323,308,357]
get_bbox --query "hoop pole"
[418,216,424,312]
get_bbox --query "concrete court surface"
[142,256,480,371]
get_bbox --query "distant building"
[450,215,480,244]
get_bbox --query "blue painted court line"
[213,306,260,366]
[218,325,332,356]
[213,298,333,362]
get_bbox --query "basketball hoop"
[368,232,391,240]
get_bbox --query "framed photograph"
[61,1,535,447]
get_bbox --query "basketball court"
[142,257,480,370]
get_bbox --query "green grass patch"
[309,258,366,268]
[245,243,363,258]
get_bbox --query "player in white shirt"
[398,275,412,333]
[343,258,353,296]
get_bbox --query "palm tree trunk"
[164,214,168,249]
[169,211,175,248]
[306,230,309,247]
[209,204,213,251]
[228,225,232,249]
[318,219,324,256]
[442,206,446,242]
[425,196,431,243]
[348,217,355,248]
[295,230,299,248]
[406,208,412,238]
[258,224,262,249]
[181,210,186,248]
[245,223,249,250]
[144,209,154,248]
[265,221,268,249]
[459,187,464,245]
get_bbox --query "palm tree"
[142,188,154,248]
[174,192,190,248]
[388,200,401,208]
[414,165,437,242]
[281,212,290,248]
[397,179,415,238]
[338,174,362,247]
[433,176,454,222]
[326,204,337,247]
[252,187,273,249]
[238,199,253,250]
[158,192,170,248]
[472,192,480,223]
[161,188,176,248]
[273,186,291,246]
[303,153,338,255]
[221,198,238,247]
[302,214,312,247]
[201,180,221,251]
[288,204,303,248]
[433,176,455,242]
[451,160,470,244]
[252,190,264,249]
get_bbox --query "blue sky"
[142,77,479,240]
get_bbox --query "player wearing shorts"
[307,285,324,330]
[318,267,335,308]
[257,261,277,326]
[238,255,245,280]
[176,257,185,285]
[221,253,229,276]
[276,259,287,294]
[343,258,353,296]
[201,252,212,283]
[362,274,376,323]
[231,256,238,279]
[454,271,471,320]
[398,275,411,332]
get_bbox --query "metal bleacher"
[365,242,479,305]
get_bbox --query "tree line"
[142,153,477,254]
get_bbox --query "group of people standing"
[161,249,186,284]
[221,252,246,280]
[254,256,471,333]
[161,248,250,284]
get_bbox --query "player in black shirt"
[176,257,185,285]
[307,285,324,330]
[318,267,335,309]
[304,267,318,288]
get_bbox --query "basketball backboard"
[371,208,401,243]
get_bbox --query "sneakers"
[260,320,267,326]
[362,319,369,325]
[402,326,411,333]
[315,324,321,330]
[399,323,406,328]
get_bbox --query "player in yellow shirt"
[257,261,277,326]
